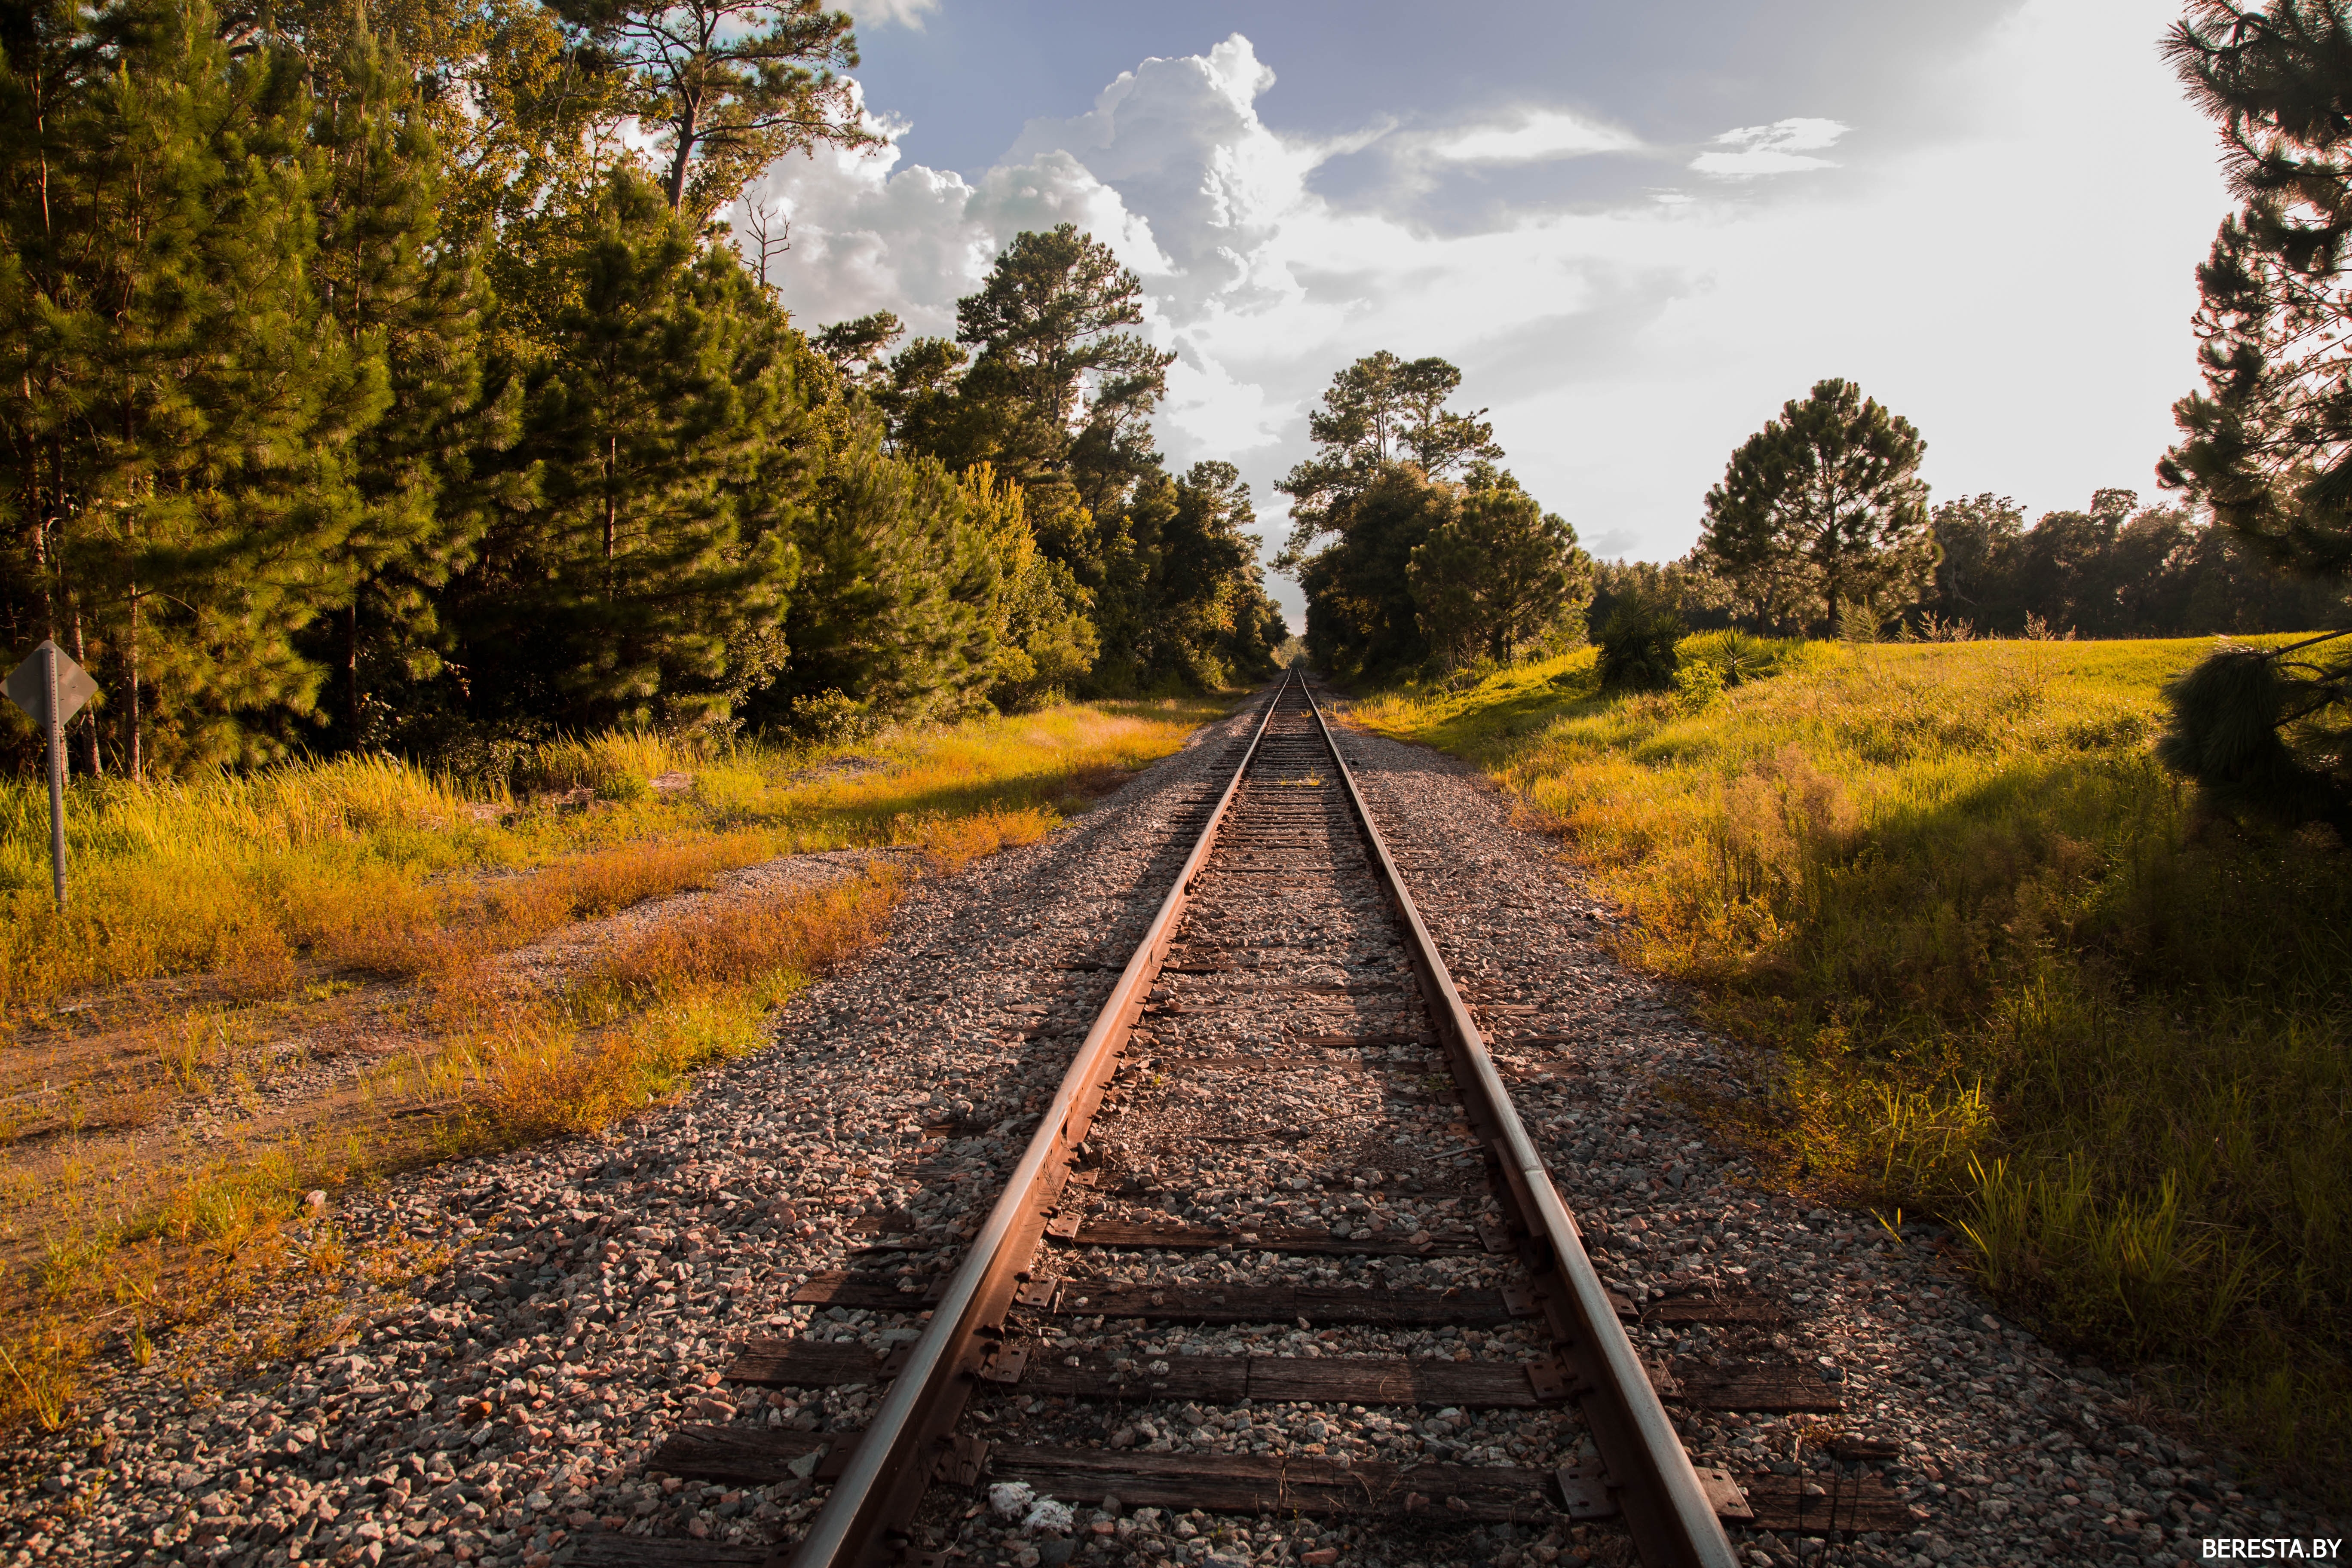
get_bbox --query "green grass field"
[1359,635,2352,1494]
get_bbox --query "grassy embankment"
[0,697,1222,1428]
[1357,637,2351,1495]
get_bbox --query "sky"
[735,0,2237,625]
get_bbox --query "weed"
[0,698,1214,1020]
[0,1330,80,1430]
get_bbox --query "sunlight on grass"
[0,697,1217,1021]
[1359,634,2352,1494]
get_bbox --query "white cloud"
[731,86,1169,341]
[1432,109,1641,163]
[1690,116,1849,177]
[1001,36,1317,318]
[842,0,937,29]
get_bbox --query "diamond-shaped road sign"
[5,640,97,725]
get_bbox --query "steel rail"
[778,671,1299,1568]
[1297,680,1740,1568]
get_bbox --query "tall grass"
[0,698,1220,1430]
[1358,637,2352,1494]
[420,865,907,1144]
[0,698,1213,1020]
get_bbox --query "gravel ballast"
[3,692,2340,1568]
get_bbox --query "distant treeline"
[0,0,1283,778]
[1597,488,2350,642]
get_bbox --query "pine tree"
[1695,378,1931,634]
[978,466,1097,710]
[1293,466,1456,679]
[552,0,873,218]
[1099,462,1282,691]
[2160,1,2352,572]
[1277,351,1501,560]
[814,309,902,390]
[1409,470,1592,667]
[299,25,512,749]
[1279,353,1504,680]
[952,224,1174,515]
[2152,3,2352,820]
[458,169,801,730]
[770,437,1005,726]
[2,0,383,773]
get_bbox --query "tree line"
[1575,376,2352,652]
[0,0,1283,778]
[1274,349,2340,691]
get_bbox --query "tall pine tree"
[2156,1,2352,822]
[457,169,801,730]
[2,0,382,772]
[1409,470,1592,667]
[553,0,873,218]
[1695,378,1931,634]
[299,25,513,748]
[770,437,1006,726]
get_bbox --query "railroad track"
[603,671,1923,1568]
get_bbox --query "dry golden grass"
[0,696,1219,1023]
[426,865,906,1143]
[0,695,1227,1433]
[1360,636,2352,1498]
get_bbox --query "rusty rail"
[1299,680,1739,1568]
[775,668,1737,1568]
[776,672,1294,1568]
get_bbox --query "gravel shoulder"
[5,695,2340,1568]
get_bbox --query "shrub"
[1595,595,1686,692]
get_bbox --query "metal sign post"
[6,640,99,909]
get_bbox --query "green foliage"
[1282,354,1584,683]
[298,26,512,748]
[1678,628,1804,686]
[948,223,1173,514]
[1919,487,2352,637]
[551,0,871,218]
[1277,350,1501,547]
[461,169,802,731]
[1408,469,1593,668]
[1292,464,1452,679]
[1,0,1280,781]
[863,226,1280,696]
[2157,633,2352,825]
[814,309,902,391]
[2161,1,2352,577]
[1697,377,1932,634]
[2144,4,2352,830]
[1594,594,1686,692]
[1088,462,1284,694]
[1,0,384,772]
[769,440,1005,727]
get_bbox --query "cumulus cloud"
[1689,117,1849,177]
[730,86,1168,341]
[1431,109,1641,163]
[743,37,1707,489]
[1001,35,1316,317]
